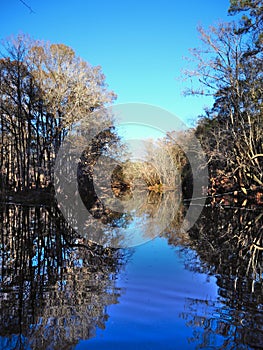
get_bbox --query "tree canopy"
[183,1,263,191]
[0,35,116,192]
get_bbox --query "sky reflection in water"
[76,237,220,350]
[0,203,262,349]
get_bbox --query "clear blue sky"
[1,0,232,125]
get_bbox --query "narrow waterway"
[0,203,262,349]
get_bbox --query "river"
[0,201,262,349]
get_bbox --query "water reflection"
[0,204,125,350]
[187,205,262,292]
[0,199,262,349]
[180,297,262,349]
[179,204,263,349]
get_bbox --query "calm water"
[0,202,262,349]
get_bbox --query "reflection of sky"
[102,189,179,248]
[76,237,220,349]
[108,214,162,247]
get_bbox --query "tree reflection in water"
[0,196,262,350]
[177,204,263,349]
[0,204,126,350]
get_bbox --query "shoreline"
[0,186,262,207]
[0,188,55,206]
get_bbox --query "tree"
[0,35,116,192]
[28,41,116,147]
[0,40,40,190]
[229,0,263,51]
[184,21,263,190]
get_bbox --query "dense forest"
[0,0,262,205]
[188,0,263,198]
[0,37,116,194]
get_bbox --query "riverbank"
[0,183,262,207]
[0,188,55,206]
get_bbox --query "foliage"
[184,15,263,190]
[0,34,116,192]
[229,0,263,50]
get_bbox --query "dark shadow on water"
[0,197,262,349]
[173,204,263,349]
[0,204,127,350]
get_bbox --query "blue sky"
[1,0,232,126]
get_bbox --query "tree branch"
[19,0,35,14]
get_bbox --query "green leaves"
[229,0,263,49]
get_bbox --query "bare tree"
[184,22,263,190]
[0,35,116,193]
